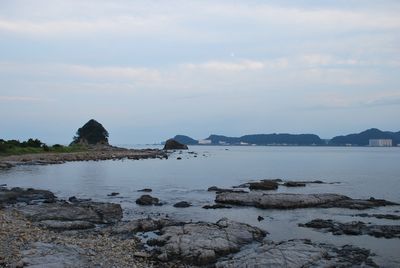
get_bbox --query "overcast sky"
[1,0,399,144]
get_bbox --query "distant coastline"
[166,128,400,147]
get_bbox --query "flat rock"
[0,187,56,205]
[283,181,306,187]
[110,218,180,234]
[37,220,95,230]
[215,192,397,210]
[215,239,377,267]
[355,213,400,220]
[202,204,232,209]
[21,242,89,267]
[136,195,161,206]
[299,219,400,239]
[18,201,122,224]
[138,188,152,192]
[151,218,266,265]
[207,186,248,193]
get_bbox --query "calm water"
[1,146,400,266]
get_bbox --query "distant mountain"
[205,134,323,145]
[329,128,400,146]
[173,135,199,145]
[166,128,400,147]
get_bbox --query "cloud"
[0,96,53,102]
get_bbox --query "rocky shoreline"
[0,147,167,169]
[2,186,397,267]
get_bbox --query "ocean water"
[1,146,400,266]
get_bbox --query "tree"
[72,119,109,145]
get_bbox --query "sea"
[1,146,399,266]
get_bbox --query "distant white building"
[369,139,392,147]
[198,139,212,145]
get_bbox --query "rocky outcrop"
[299,219,400,239]
[38,220,95,230]
[215,239,377,267]
[283,181,306,187]
[135,195,161,206]
[151,218,266,265]
[163,139,188,150]
[18,201,122,225]
[215,192,397,210]
[0,162,14,169]
[0,187,56,205]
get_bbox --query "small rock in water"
[136,195,161,206]
[138,188,152,192]
[107,192,120,197]
[202,204,232,209]
[68,196,92,203]
[257,216,264,221]
[173,201,191,208]
[283,181,306,187]
[248,180,279,191]
[177,157,182,160]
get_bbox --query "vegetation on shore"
[0,139,86,156]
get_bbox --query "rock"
[110,218,180,234]
[202,204,232,209]
[257,216,264,221]
[68,196,92,203]
[283,181,306,187]
[152,218,266,265]
[0,187,56,205]
[37,220,95,230]
[355,213,400,220]
[107,192,119,197]
[163,139,188,150]
[138,188,152,192]
[299,219,400,239]
[248,180,279,191]
[18,201,122,224]
[21,242,90,267]
[173,201,191,208]
[136,195,161,206]
[133,251,151,258]
[0,162,13,169]
[215,239,377,267]
[215,192,398,210]
[207,186,248,193]
[176,157,182,160]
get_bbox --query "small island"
[0,119,166,169]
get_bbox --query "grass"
[0,144,88,156]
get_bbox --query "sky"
[0,0,399,144]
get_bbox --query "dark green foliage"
[72,119,109,145]
[329,128,399,146]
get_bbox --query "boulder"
[163,139,188,150]
[110,218,180,235]
[248,180,279,191]
[215,239,377,267]
[135,195,161,206]
[215,192,397,210]
[283,181,306,187]
[151,218,266,265]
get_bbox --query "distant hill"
[329,128,400,146]
[173,135,199,145]
[167,128,400,146]
[168,133,324,146]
